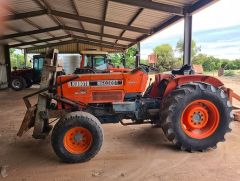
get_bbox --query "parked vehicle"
[11,55,44,91]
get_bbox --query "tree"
[125,46,138,68]
[192,53,208,65]
[176,39,201,58]
[10,48,31,69]
[153,44,177,72]
[108,46,138,68]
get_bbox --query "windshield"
[83,55,107,70]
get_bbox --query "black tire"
[11,76,26,91]
[160,82,233,152]
[51,111,103,163]
[25,79,33,88]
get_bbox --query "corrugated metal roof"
[10,0,42,13]
[75,0,105,20]
[47,0,75,13]
[2,0,218,53]
[28,15,57,28]
[106,1,140,25]
[131,9,172,29]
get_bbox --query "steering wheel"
[139,64,159,73]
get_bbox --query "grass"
[224,70,236,76]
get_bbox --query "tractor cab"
[78,51,108,73]
[80,51,108,70]
[74,50,130,74]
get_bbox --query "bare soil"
[0,76,240,181]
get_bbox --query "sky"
[141,0,240,60]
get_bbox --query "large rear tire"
[51,111,103,163]
[160,83,233,152]
[11,76,26,91]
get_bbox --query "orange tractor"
[18,49,240,163]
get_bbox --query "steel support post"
[183,13,192,65]
[135,42,140,68]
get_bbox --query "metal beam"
[51,10,150,34]
[26,39,124,51]
[135,42,140,68]
[26,40,77,50]
[72,35,127,48]
[9,35,71,48]
[76,39,124,51]
[108,0,184,16]
[64,26,135,42]
[1,25,135,43]
[183,14,192,65]
[187,0,217,14]
[0,26,61,40]
[6,10,47,20]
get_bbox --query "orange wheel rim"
[181,100,220,139]
[63,127,93,154]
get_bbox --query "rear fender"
[163,75,224,97]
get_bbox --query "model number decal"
[97,80,121,86]
[69,80,123,87]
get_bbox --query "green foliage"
[176,39,201,58]
[10,48,31,69]
[108,53,122,67]
[125,46,138,68]
[193,53,240,72]
[108,46,138,68]
[224,70,236,76]
[153,44,179,72]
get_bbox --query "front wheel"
[51,111,103,163]
[160,83,233,152]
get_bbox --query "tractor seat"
[172,64,195,75]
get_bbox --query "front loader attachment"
[17,49,61,138]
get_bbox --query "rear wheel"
[11,77,26,91]
[161,83,233,151]
[51,111,103,163]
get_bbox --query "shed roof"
[1,0,217,53]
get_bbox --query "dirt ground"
[1,75,240,181]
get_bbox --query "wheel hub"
[181,100,220,139]
[73,133,83,143]
[192,113,202,123]
[64,127,93,154]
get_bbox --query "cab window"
[33,57,44,70]
[83,55,107,70]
